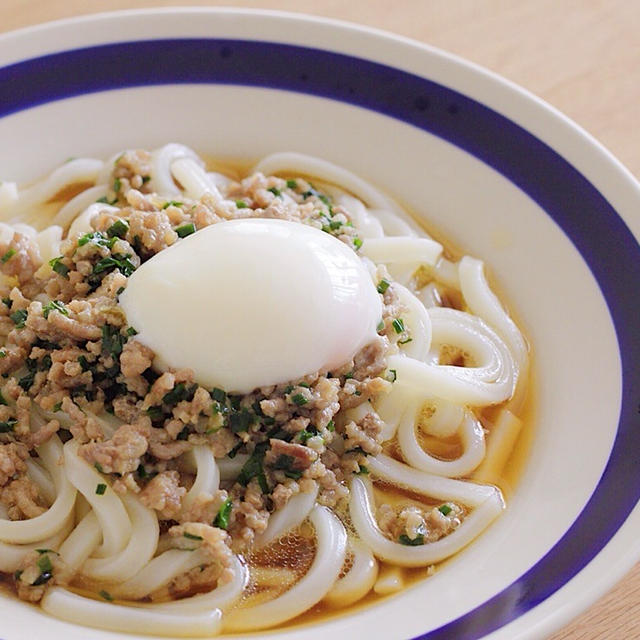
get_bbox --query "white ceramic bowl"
[1,8,639,640]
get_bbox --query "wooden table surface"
[2,1,639,638]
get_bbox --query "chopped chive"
[0,418,17,433]
[438,504,452,516]
[175,222,196,238]
[327,419,335,432]
[291,393,308,407]
[141,175,151,184]
[126,326,138,336]
[0,350,6,359]
[183,532,203,541]
[78,231,117,249]
[392,318,405,334]
[377,278,390,294]
[10,309,27,328]
[267,187,281,197]
[376,319,384,332]
[37,554,53,573]
[99,590,113,601]
[357,464,370,475]
[52,401,62,412]
[162,200,183,209]
[386,369,397,383]
[213,497,233,530]
[235,200,247,208]
[107,219,129,238]
[398,337,413,345]
[42,300,68,320]
[1,248,16,263]
[211,388,226,403]
[0,390,7,405]
[95,483,107,495]
[113,178,121,192]
[49,256,69,278]
[286,179,298,189]
[353,237,363,250]
[94,462,104,473]
[399,533,424,546]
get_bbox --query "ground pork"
[377,502,464,543]
[120,340,154,377]
[79,421,150,474]
[139,470,186,519]
[1,476,46,520]
[168,522,235,594]
[0,443,29,486]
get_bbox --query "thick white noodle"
[0,437,76,544]
[368,454,497,506]
[368,208,419,237]
[323,537,378,607]
[81,494,159,582]
[224,506,347,631]
[336,194,384,239]
[419,282,443,308]
[398,407,486,477]
[393,283,432,361]
[254,482,319,549]
[217,454,248,481]
[171,157,223,201]
[63,441,131,558]
[112,549,206,599]
[420,398,465,438]
[67,202,120,238]
[252,152,405,216]
[0,182,18,212]
[350,476,503,566]
[459,257,528,372]
[0,516,73,572]
[5,159,103,219]
[51,185,109,229]
[25,458,55,504]
[150,144,201,197]
[360,237,442,266]
[34,225,63,264]
[58,511,101,573]
[182,445,220,511]
[152,555,248,614]
[389,307,515,406]
[374,385,411,442]
[41,588,223,637]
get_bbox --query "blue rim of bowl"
[1,38,639,639]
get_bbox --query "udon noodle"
[0,145,528,635]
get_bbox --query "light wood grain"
[2,2,639,638]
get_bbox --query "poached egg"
[119,219,381,393]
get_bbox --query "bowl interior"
[0,9,638,640]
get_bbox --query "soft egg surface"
[119,219,382,393]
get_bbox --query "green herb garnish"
[107,219,129,238]
[95,483,107,495]
[1,248,15,263]
[213,498,233,530]
[49,256,69,278]
[398,534,424,546]
[183,532,203,541]
[10,309,27,328]
[175,223,196,238]
[392,318,405,334]
[377,279,390,294]
[291,393,308,407]
[42,300,68,319]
